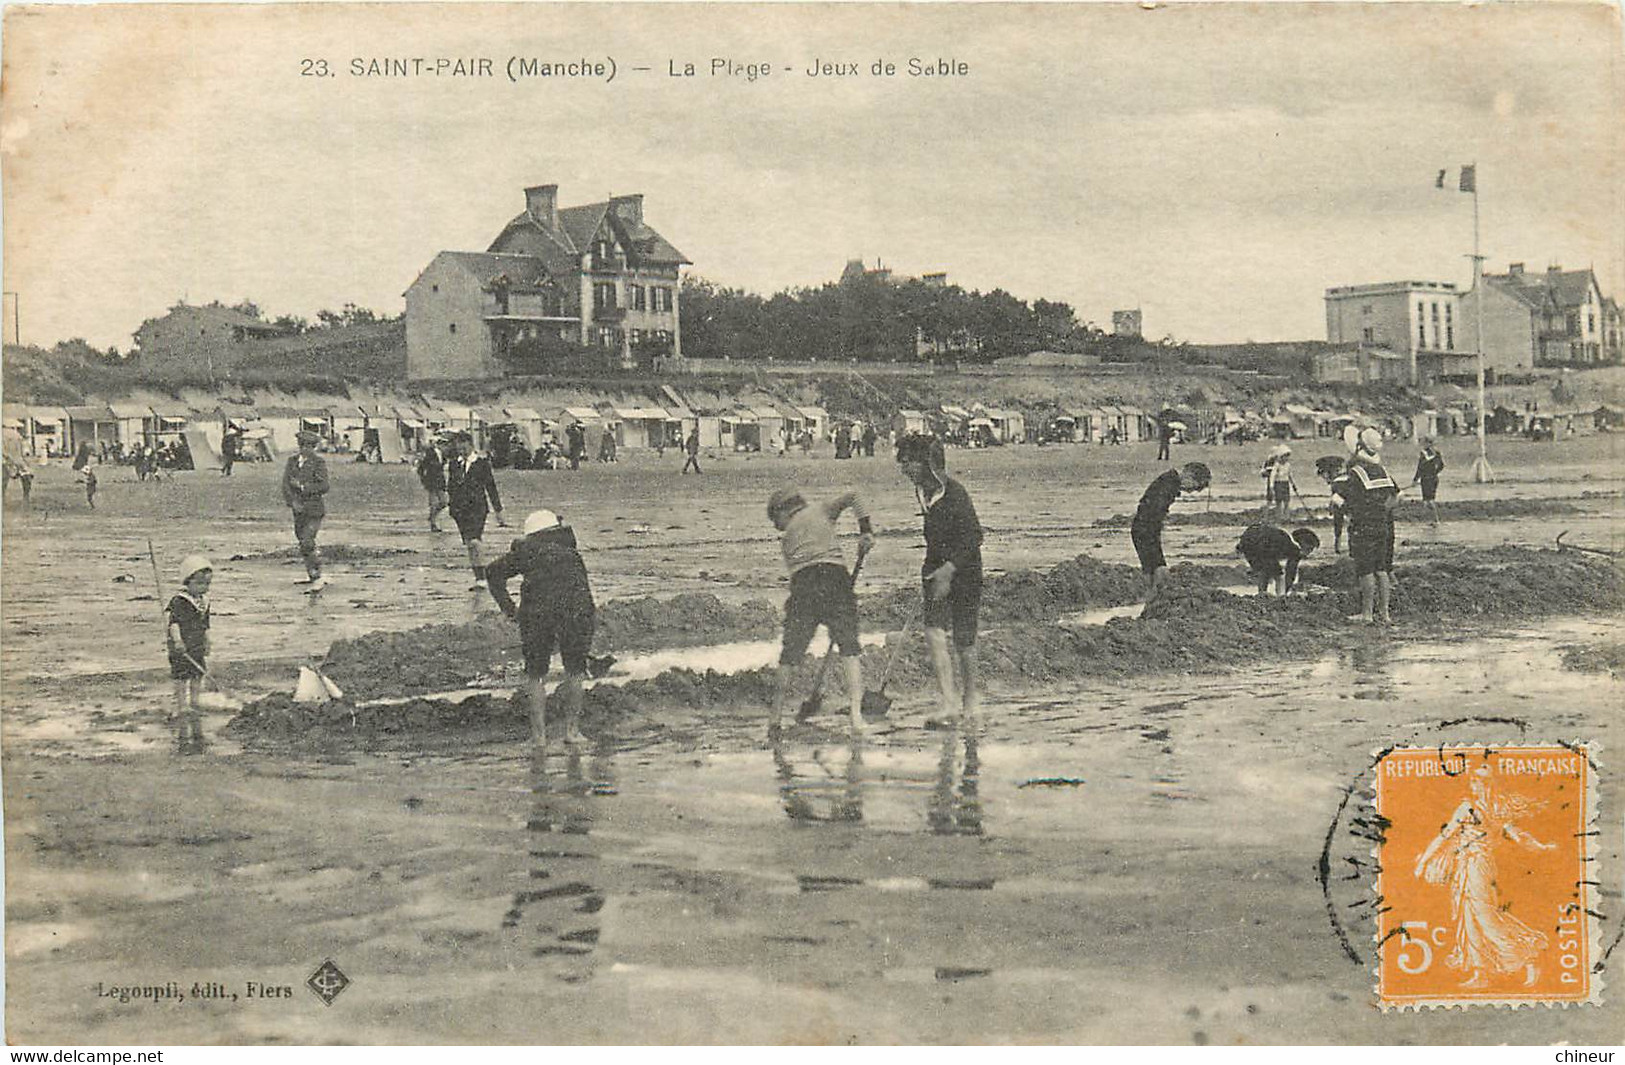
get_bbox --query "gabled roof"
[1546,269,1600,309]
[436,251,557,289]
[483,218,581,276]
[1485,275,1549,309]
[558,203,610,254]
[1488,268,1600,311]
[491,198,690,268]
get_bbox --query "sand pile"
[1561,641,1625,676]
[1300,547,1624,621]
[319,592,781,700]
[226,544,422,563]
[861,555,1231,626]
[228,547,1622,751]
[1093,497,1587,529]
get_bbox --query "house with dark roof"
[132,303,292,376]
[404,184,690,380]
[1459,263,1616,370]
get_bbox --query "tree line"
[676,273,1172,364]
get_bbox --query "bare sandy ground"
[4,437,1622,1044]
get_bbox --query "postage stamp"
[1373,743,1601,1010]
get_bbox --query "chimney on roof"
[1508,262,1524,278]
[610,193,644,226]
[1548,263,1563,275]
[525,184,559,229]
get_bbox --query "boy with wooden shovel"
[767,486,875,741]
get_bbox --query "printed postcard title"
[300,55,970,83]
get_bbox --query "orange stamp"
[1373,744,1600,1010]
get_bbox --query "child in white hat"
[166,555,213,753]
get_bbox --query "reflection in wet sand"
[504,744,617,981]
[1347,641,1398,702]
[927,724,984,837]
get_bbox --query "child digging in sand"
[1236,524,1319,597]
[765,486,875,740]
[1131,461,1211,615]
[486,510,596,746]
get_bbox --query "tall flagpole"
[1470,164,1493,483]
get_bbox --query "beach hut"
[64,404,118,456]
[609,406,671,449]
[25,406,70,457]
[147,400,192,444]
[554,406,606,457]
[1281,405,1321,439]
[776,404,807,442]
[256,406,303,452]
[388,405,427,451]
[748,406,786,451]
[502,407,546,450]
[721,409,760,451]
[1118,406,1152,443]
[894,409,929,436]
[796,406,829,441]
[295,406,331,445]
[1095,406,1126,444]
[984,407,1026,444]
[657,396,694,449]
[198,400,257,458]
[108,401,152,449]
[3,404,30,454]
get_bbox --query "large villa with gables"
[404,183,690,380]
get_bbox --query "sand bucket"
[294,666,330,704]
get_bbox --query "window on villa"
[1365,327,1376,343]
[449,323,457,334]
[652,287,672,313]
[594,283,616,311]
[630,328,645,346]
[1416,319,1425,346]
[630,285,646,311]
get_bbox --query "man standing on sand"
[566,422,586,472]
[221,426,240,477]
[417,435,449,533]
[682,427,702,474]
[445,431,505,590]
[282,430,331,592]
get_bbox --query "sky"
[2,2,1621,350]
